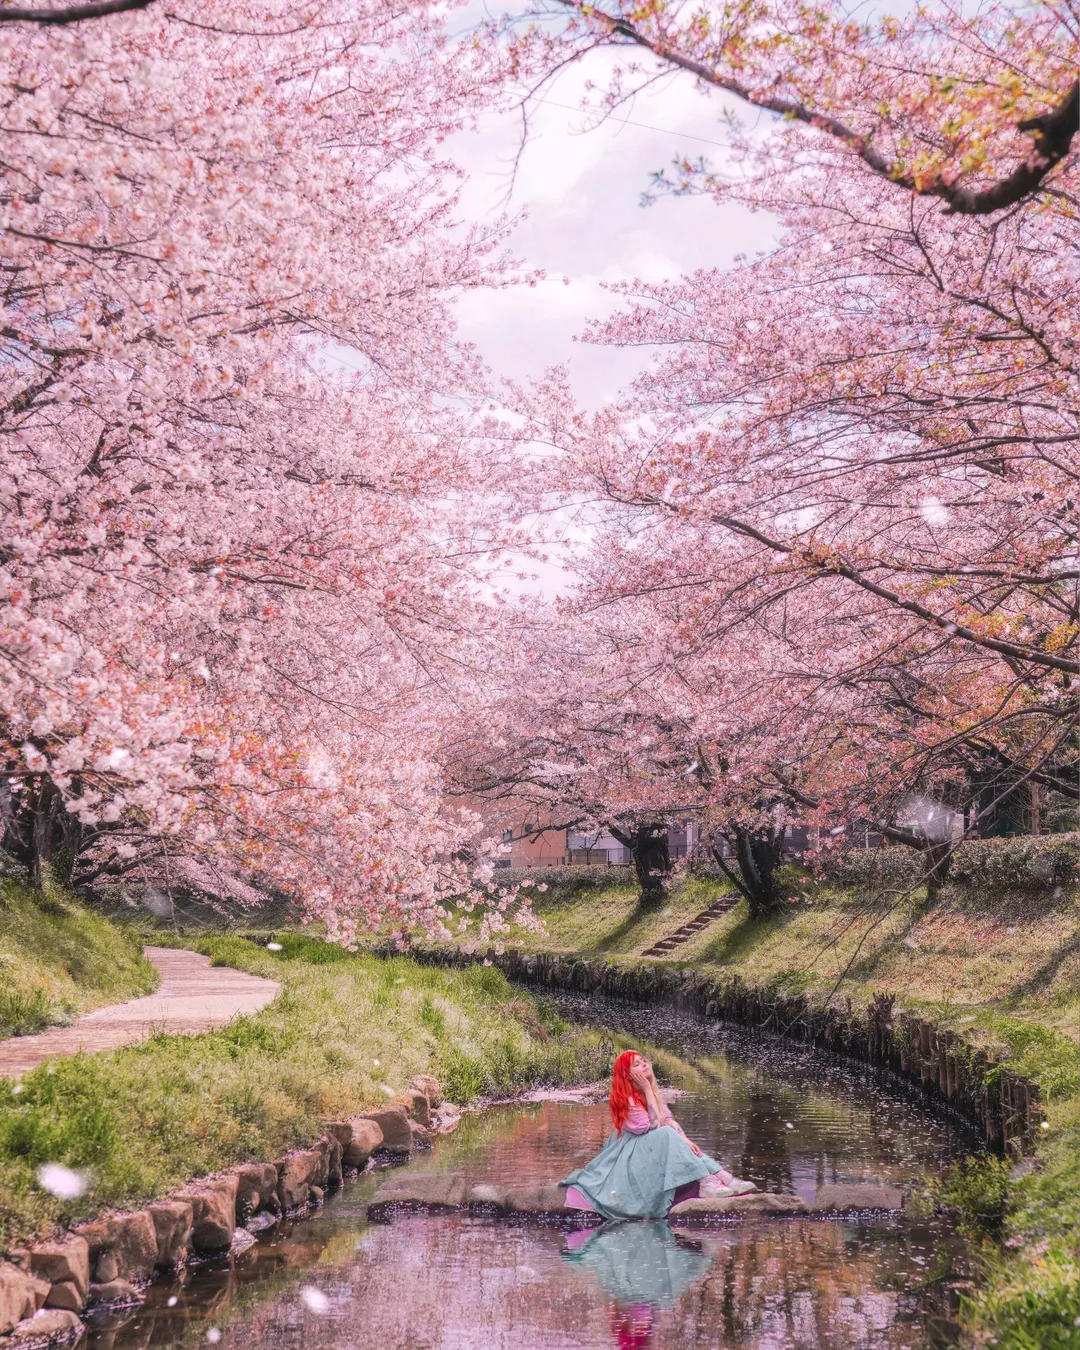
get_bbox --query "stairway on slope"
[641,892,739,959]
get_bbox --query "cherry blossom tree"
[448,588,859,914]
[493,0,1079,899]
[0,0,539,941]
[444,607,707,907]
[515,0,1078,214]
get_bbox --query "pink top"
[625,1104,652,1134]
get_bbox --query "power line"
[531,95,728,150]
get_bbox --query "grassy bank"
[494,869,1080,1349]
[0,881,157,1037]
[0,928,614,1251]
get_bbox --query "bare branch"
[0,0,153,23]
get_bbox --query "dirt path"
[0,946,280,1078]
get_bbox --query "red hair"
[610,1050,647,1135]
[608,1302,654,1349]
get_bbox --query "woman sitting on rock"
[561,1050,756,1221]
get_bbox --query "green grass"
[488,869,1080,1350]
[505,873,729,955]
[4,872,1076,1344]
[0,931,615,1249]
[0,881,157,1036]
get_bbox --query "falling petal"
[300,1285,330,1314]
[37,1162,87,1199]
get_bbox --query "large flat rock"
[367,1172,467,1217]
[808,1184,905,1215]
[467,1183,507,1211]
[501,1185,603,1226]
[670,1192,808,1223]
[369,1176,903,1228]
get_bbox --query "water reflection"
[738,1088,797,1196]
[87,1007,973,1350]
[564,1221,713,1349]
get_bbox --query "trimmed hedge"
[829,847,925,890]
[489,865,635,892]
[830,832,1080,893]
[949,834,1080,891]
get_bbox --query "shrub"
[497,866,635,895]
[949,834,1080,892]
[828,847,924,891]
[939,1155,1011,1236]
[827,833,1080,894]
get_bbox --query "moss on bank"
[0,930,613,1251]
[488,869,1080,1350]
[0,881,156,1036]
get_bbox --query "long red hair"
[610,1050,647,1134]
[608,1303,654,1350]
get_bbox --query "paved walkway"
[0,946,280,1077]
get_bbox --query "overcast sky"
[448,47,780,409]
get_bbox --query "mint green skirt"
[561,1126,721,1220]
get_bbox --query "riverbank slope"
[0,919,611,1252]
[492,868,1080,1350]
[0,883,157,1040]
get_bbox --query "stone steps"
[641,894,740,958]
[367,1177,904,1224]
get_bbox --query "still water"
[88,1001,975,1350]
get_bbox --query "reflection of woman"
[564,1220,713,1307]
[563,1214,714,1348]
[608,1303,654,1350]
[561,1051,756,1220]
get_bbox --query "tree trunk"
[880,823,955,902]
[0,774,83,886]
[609,822,671,910]
[712,827,787,919]
[922,840,953,901]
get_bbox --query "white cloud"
[447,50,776,405]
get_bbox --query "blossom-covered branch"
[551,1,1078,215]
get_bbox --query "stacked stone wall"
[396,945,1041,1157]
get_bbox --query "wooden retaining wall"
[400,946,1041,1156]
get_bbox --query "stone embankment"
[391,946,1044,1156]
[0,1074,456,1348]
